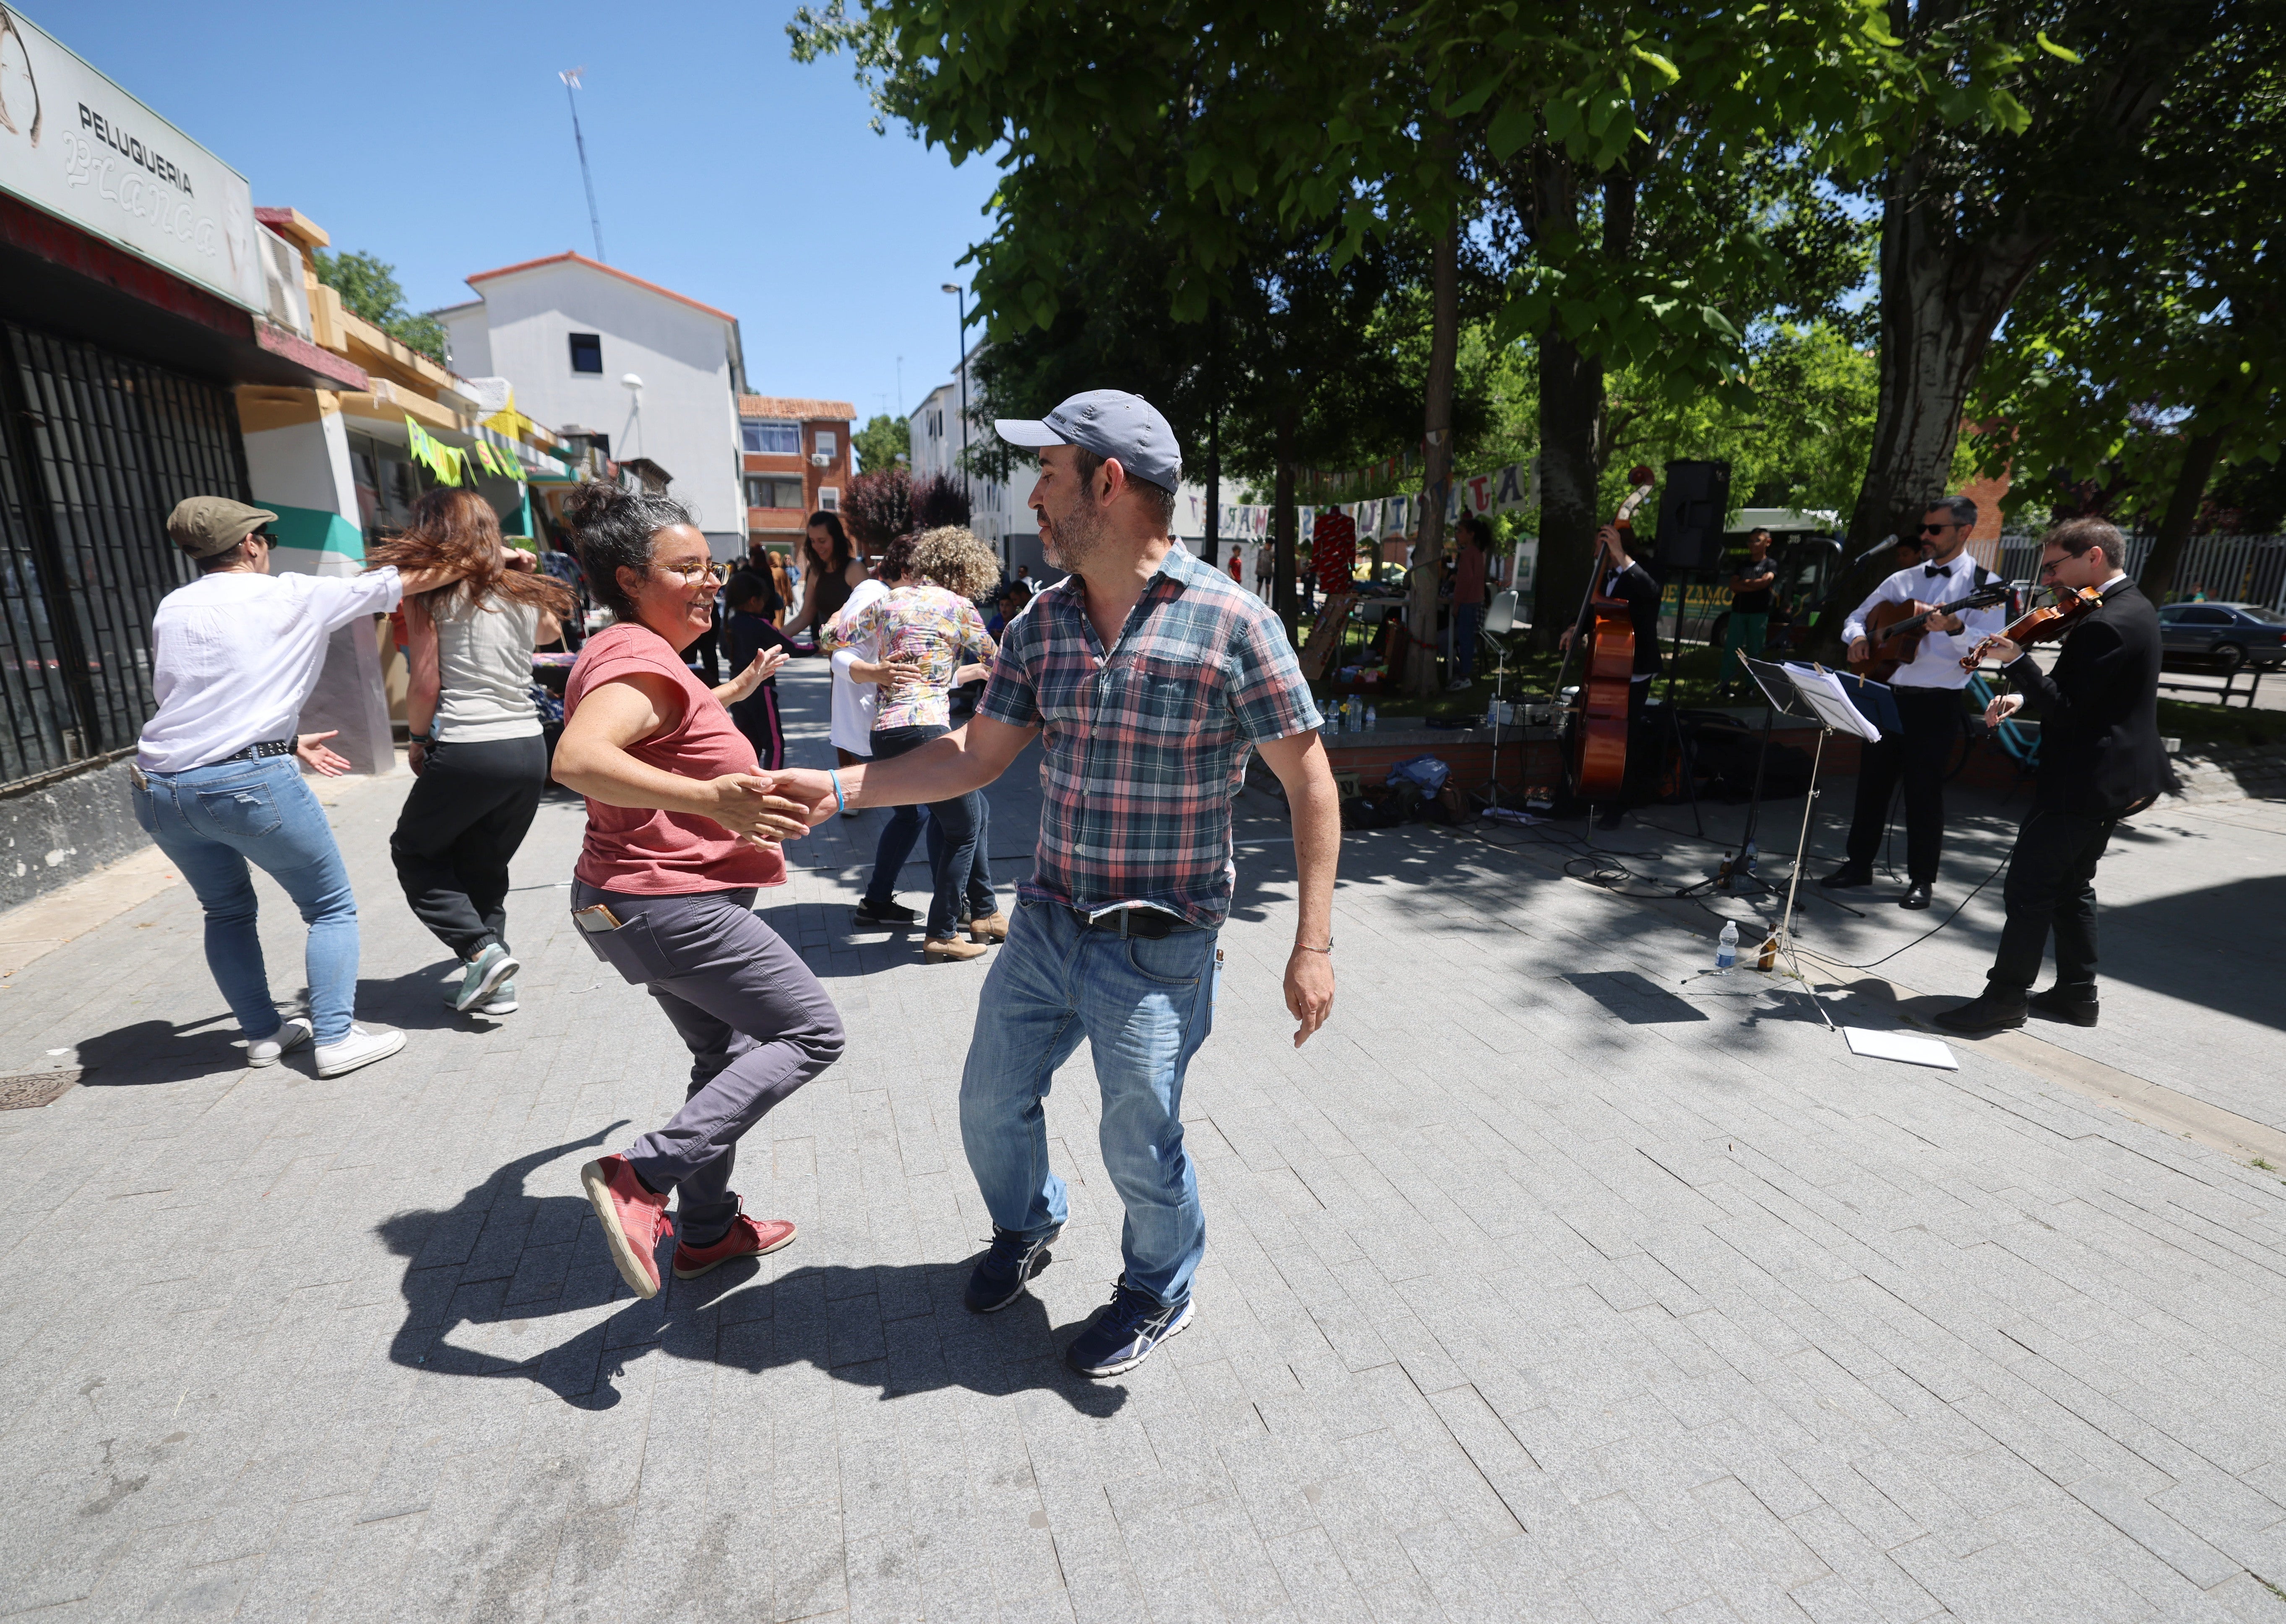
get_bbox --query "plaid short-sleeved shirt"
[979,545,1323,927]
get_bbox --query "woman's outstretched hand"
[297,731,352,777]
[714,647,790,705]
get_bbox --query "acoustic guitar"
[1850,584,2010,682]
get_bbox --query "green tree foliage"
[853,413,910,474]
[1604,325,1880,523]
[1967,17,2281,602]
[1819,0,2235,644]
[313,250,448,365]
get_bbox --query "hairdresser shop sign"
[0,5,262,312]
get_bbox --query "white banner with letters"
[0,8,263,312]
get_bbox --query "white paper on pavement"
[1783,663,1884,742]
[1843,1026,1958,1070]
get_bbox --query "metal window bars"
[0,319,245,789]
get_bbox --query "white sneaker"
[247,1017,314,1067]
[314,1023,407,1078]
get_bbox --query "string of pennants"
[405,416,529,489]
[1186,457,1539,541]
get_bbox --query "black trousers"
[391,733,549,960]
[1988,807,2115,994]
[1844,686,1964,883]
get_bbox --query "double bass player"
[1557,518,1662,829]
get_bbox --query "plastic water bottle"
[1365,705,1377,731]
[1715,920,1739,973]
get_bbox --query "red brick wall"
[745,416,850,544]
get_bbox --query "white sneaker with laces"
[247,1017,313,1068]
[314,1023,407,1078]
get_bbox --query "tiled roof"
[741,395,856,422]
[463,252,736,323]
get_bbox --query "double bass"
[1567,469,1658,802]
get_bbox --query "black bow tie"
[1923,563,1951,578]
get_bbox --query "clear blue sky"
[56,0,1001,422]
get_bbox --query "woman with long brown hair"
[369,489,575,1015]
[780,510,863,638]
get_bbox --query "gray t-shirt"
[433,593,541,741]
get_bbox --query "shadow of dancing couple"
[375,1127,1127,1416]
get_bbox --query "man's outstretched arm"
[775,714,1038,822]
[1257,728,1340,1047]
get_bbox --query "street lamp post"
[941,282,991,570]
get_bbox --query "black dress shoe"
[1821,864,1872,888]
[1929,990,2029,1036]
[2028,987,2100,1027]
[1596,807,1624,830]
[1898,883,1932,910]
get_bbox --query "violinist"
[1932,518,2174,1036]
[1823,496,2009,910]
[1557,521,1662,828]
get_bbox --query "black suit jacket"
[1575,561,1664,677]
[2003,580,2176,816]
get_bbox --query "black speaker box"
[1653,460,1731,571]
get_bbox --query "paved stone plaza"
[3,660,2283,1623]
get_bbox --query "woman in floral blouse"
[825,526,1004,962]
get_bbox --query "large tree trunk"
[1406,211,1461,697]
[1530,153,1614,651]
[1204,303,1221,566]
[2138,427,2225,607]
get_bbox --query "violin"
[1567,468,1657,802]
[1960,586,2104,669]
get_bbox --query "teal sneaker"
[447,943,519,1012]
[476,978,518,1015]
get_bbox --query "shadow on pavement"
[73,1011,242,1085]
[2088,873,2286,1033]
[376,1131,1127,1418]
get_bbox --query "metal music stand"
[1680,658,1879,1029]
[1480,588,1521,808]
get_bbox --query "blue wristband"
[828,769,846,815]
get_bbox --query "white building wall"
[437,262,745,549]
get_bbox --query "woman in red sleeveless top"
[550,482,843,1301]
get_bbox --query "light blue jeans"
[958,898,1216,1306]
[131,754,360,1045]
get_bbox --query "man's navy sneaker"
[1064,1278,1193,1377]
[963,1225,1060,1313]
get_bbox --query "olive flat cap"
[168,496,278,558]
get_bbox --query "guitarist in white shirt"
[1823,497,2010,910]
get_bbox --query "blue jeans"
[958,898,1216,1306]
[864,723,986,939]
[130,754,361,1044]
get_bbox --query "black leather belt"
[211,739,295,765]
[1065,904,1198,939]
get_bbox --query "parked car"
[2155,601,2286,673]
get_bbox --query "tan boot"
[924,934,991,963]
[968,911,1010,944]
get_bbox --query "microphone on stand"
[1849,533,1900,570]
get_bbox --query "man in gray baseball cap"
[994,388,1183,494]
[771,387,1341,1378]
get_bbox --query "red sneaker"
[672,1213,798,1279]
[581,1155,673,1299]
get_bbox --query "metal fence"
[1983,533,2286,611]
[0,320,242,789]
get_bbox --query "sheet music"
[1782,663,1885,742]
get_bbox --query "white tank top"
[432,593,541,742]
